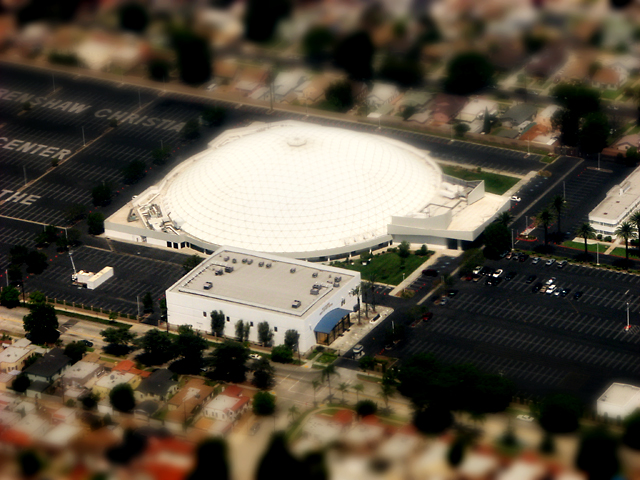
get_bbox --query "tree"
[552,83,601,118]
[551,108,581,147]
[256,433,301,480]
[138,329,175,365]
[253,391,276,416]
[0,285,20,308]
[110,383,136,413]
[187,438,230,480]
[288,405,299,422]
[35,224,58,245]
[29,291,46,305]
[378,56,424,88]
[413,405,454,435]
[579,112,610,155]
[148,58,170,82]
[151,145,171,165]
[271,344,293,364]
[402,105,417,121]
[87,212,105,235]
[576,223,596,256]
[321,364,338,399]
[283,329,299,351]
[122,159,146,185]
[447,436,467,468]
[323,81,353,112]
[201,106,226,127]
[12,374,30,394]
[575,427,619,480]
[118,2,149,32]
[454,122,470,137]
[173,325,208,372]
[100,326,136,355]
[333,31,375,81]
[181,119,201,140]
[91,183,112,206]
[142,292,154,313]
[67,228,81,247]
[536,208,555,246]
[536,394,583,434]
[444,52,494,95]
[551,195,566,235]
[172,30,211,85]
[23,302,58,344]
[18,450,42,477]
[398,240,411,258]
[244,0,291,44]
[471,374,515,415]
[358,355,375,371]
[497,211,512,226]
[210,310,225,337]
[257,321,274,347]
[355,399,377,417]
[183,255,203,273]
[235,320,247,342]
[338,382,349,403]
[623,410,640,450]
[352,383,364,403]
[627,146,640,165]
[64,341,87,364]
[615,221,636,261]
[208,340,249,383]
[252,357,275,390]
[483,222,511,259]
[81,392,99,410]
[303,26,335,64]
[482,107,491,134]
[25,251,47,274]
[10,245,29,265]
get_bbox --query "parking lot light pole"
[597,242,599,265]
[626,302,631,331]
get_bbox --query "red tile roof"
[113,360,150,378]
[223,385,243,398]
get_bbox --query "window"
[226,316,230,322]
[274,326,278,332]
[250,321,254,327]
[203,312,207,317]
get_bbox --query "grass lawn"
[317,352,338,364]
[602,89,622,100]
[332,251,431,286]
[440,165,520,195]
[99,356,118,363]
[562,241,602,252]
[611,247,631,257]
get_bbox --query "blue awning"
[314,308,352,334]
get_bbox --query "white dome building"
[105,121,509,259]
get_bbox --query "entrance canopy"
[315,308,352,334]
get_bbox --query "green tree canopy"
[110,383,136,413]
[63,341,87,364]
[87,212,105,235]
[257,321,274,347]
[181,119,201,140]
[284,329,299,350]
[333,31,375,81]
[173,325,208,372]
[302,26,335,64]
[201,106,226,127]
[0,285,20,308]
[324,81,354,112]
[378,56,424,88]
[575,427,619,480]
[444,52,494,95]
[579,112,610,155]
[244,0,291,43]
[187,438,230,480]
[183,255,204,273]
[23,302,59,344]
[148,58,170,82]
[137,329,176,365]
[118,2,149,32]
[122,159,146,185]
[253,391,276,416]
[252,357,275,390]
[208,340,249,383]
[536,394,583,434]
[171,30,211,85]
[25,251,48,274]
[210,310,226,337]
[91,183,112,207]
[356,399,378,417]
[100,326,136,355]
[413,405,453,435]
[623,410,640,450]
[256,433,301,480]
[483,222,511,259]
[271,344,293,364]
[12,374,30,393]
[552,83,601,117]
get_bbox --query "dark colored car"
[499,251,509,258]
[486,277,501,286]
[525,274,537,284]
[505,272,517,280]
[574,291,583,299]
[81,340,94,347]
[447,290,459,297]
[422,269,438,277]
[480,266,495,277]
[518,253,529,262]
[422,312,433,321]
[560,288,571,297]
[532,282,543,293]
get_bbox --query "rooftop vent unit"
[247,259,253,265]
[242,258,248,264]
[334,282,340,288]
[290,268,296,273]
[224,256,230,261]
[259,262,265,267]
[225,266,234,273]
[292,300,302,308]
[215,268,223,276]
[266,263,272,268]
[335,276,342,283]
[204,281,213,290]
[312,272,318,278]
[313,283,322,290]
[232,258,237,264]
[310,287,320,295]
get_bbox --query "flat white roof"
[169,247,358,318]
[590,167,640,223]
[0,346,32,364]
[95,372,135,390]
[598,382,640,407]
[205,395,241,412]
[63,361,101,380]
[459,98,498,117]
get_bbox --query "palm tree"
[288,405,299,421]
[338,382,349,404]
[352,383,364,403]
[497,211,512,226]
[630,210,640,238]
[379,383,395,410]
[321,365,339,400]
[536,208,555,246]
[575,223,596,256]
[350,285,361,324]
[615,221,637,261]
[551,195,566,235]
[311,379,321,406]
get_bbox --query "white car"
[510,195,521,202]
[545,277,556,285]
[546,285,557,295]
[353,344,364,355]
[545,258,556,266]
[531,257,540,264]
[472,265,483,275]
[249,353,261,360]
[517,414,534,422]
[492,269,504,278]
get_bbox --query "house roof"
[398,91,432,108]
[223,385,243,398]
[593,67,620,85]
[135,400,161,416]
[0,346,32,364]
[113,360,150,378]
[137,369,177,396]
[432,93,468,120]
[24,348,70,379]
[614,134,640,149]
[167,378,214,412]
[500,104,537,125]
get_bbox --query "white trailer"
[73,267,114,290]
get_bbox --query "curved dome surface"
[164,122,441,255]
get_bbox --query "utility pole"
[563,181,566,200]
[597,241,600,266]
[598,153,601,171]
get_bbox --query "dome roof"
[163,121,442,255]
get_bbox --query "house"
[592,66,628,90]
[296,76,332,104]
[38,423,83,452]
[134,369,178,402]
[499,104,537,129]
[0,346,35,373]
[396,91,432,111]
[0,373,13,391]
[112,360,151,378]
[92,371,141,400]
[536,105,560,130]
[525,44,566,79]
[273,70,307,102]
[458,98,499,123]
[24,348,71,383]
[62,361,103,389]
[13,413,50,439]
[203,385,251,421]
[597,382,640,420]
[366,83,400,108]
[166,378,215,424]
[134,400,161,419]
[612,134,640,152]
[430,94,468,124]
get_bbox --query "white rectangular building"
[589,167,640,235]
[597,382,640,420]
[166,247,361,353]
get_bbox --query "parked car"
[560,288,571,297]
[557,260,568,269]
[517,415,534,422]
[545,277,556,285]
[532,257,540,264]
[422,312,433,321]
[447,290,459,297]
[249,422,261,435]
[249,353,262,360]
[499,250,509,258]
[505,272,517,280]
[540,285,548,293]
[81,340,93,347]
[545,258,556,266]
[518,253,529,262]
[532,282,543,293]
[526,274,537,284]
[511,195,521,202]
[574,291,583,299]
[492,269,504,278]
[352,344,364,355]
[472,266,483,275]
[422,269,438,277]
[546,285,557,295]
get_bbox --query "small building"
[166,378,215,424]
[499,104,537,129]
[536,105,560,130]
[611,134,640,153]
[203,386,250,421]
[52,407,76,425]
[24,348,71,384]
[430,93,468,124]
[457,98,498,123]
[0,373,13,391]
[273,70,307,102]
[397,91,432,111]
[62,361,104,389]
[525,44,566,78]
[134,369,178,402]
[13,413,50,439]
[93,371,141,400]
[134,400,161,419]
[0,346,35,373]
[597,382,640,420]
[112,360,151,378]
[366,83,400,108]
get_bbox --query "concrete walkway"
[389,248,463,296]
